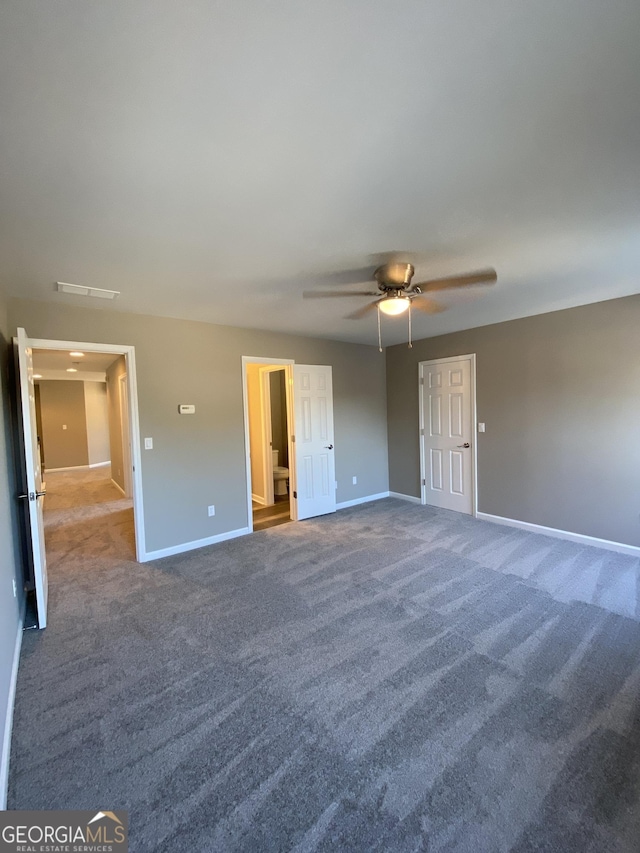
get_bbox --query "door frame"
[27,336,146,560]
[118,372,132,498]
[418,353,478,516]
[242,356,296,531]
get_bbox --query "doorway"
[32,348,137,558]
[14,329,145,629]
[242,357,338,533]
[244,360,294,532]
[419,354,477,515]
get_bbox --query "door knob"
[324,444,334,450]
[457,442,470,448]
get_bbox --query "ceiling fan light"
[378,294,410,316]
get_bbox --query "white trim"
[251,493,266,506]
[336,492,390,509]
[476,512,640,557]
[389,491,422,504]
[28,337,132,355]
[46,462,111,472]
[27,336,146,562]
[45,464,91,473]
[111,478,126,497]
[141,526,250,561]
[418,353,478,517]
[1,616,23,810]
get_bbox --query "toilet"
[272,449,289,496]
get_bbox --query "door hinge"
[293,490,297,499]
[422,478,426,486]
[420,377,424,385]
[420,428,425,436]
[291,435,295,443]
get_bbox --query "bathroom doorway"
[243,359,294,532]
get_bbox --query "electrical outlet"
[208,505,215,517]
[12,579,17,598]
[144,437,153,450]
[352,476,357,485]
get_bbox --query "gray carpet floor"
[8,469,640,852]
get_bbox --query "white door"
[293,364,336,520]
[14,328,48,628]
[421,356,474,514]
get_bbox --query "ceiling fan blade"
[413,268,497,292]
[321,267,376,285]
[410,296,446,314]
[303,290,379,299]
[344,301,380,320]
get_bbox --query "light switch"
[144,437,153,450]
[478,422,485,433]
[62,424,67,430]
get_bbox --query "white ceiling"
[32,349,118,381]
[1,0,639,346]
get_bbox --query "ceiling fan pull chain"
[408,301,413,348]
[377,304,382,352]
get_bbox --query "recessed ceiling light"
[66,368,77,373]
[56,282,120,300]
[33,374,42,379]
[69,351,84,357]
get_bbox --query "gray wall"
[9,299,389,553]
[0,291,24,804]
[387,293,640,547]
[38,380,89,470]
[84,381,110,467]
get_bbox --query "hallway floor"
[43,465,135,564]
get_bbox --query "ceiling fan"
[303,262,497,320]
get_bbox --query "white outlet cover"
[144,437,153,450]
[478,423,486,432]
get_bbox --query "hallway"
[43,466,135,566]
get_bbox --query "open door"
[293,364,336,520]
[14,328,48,628]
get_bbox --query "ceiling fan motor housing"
[374,262,415,290]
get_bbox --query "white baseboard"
[1,615,23,810]
[141,527,250,562]
[251,494,266,506]
[110,478,126,497]
[388,491,422,505]
[476,512,640,557]
[336,491,390,510]
[47,462,110,473]
[45,464,90,473]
